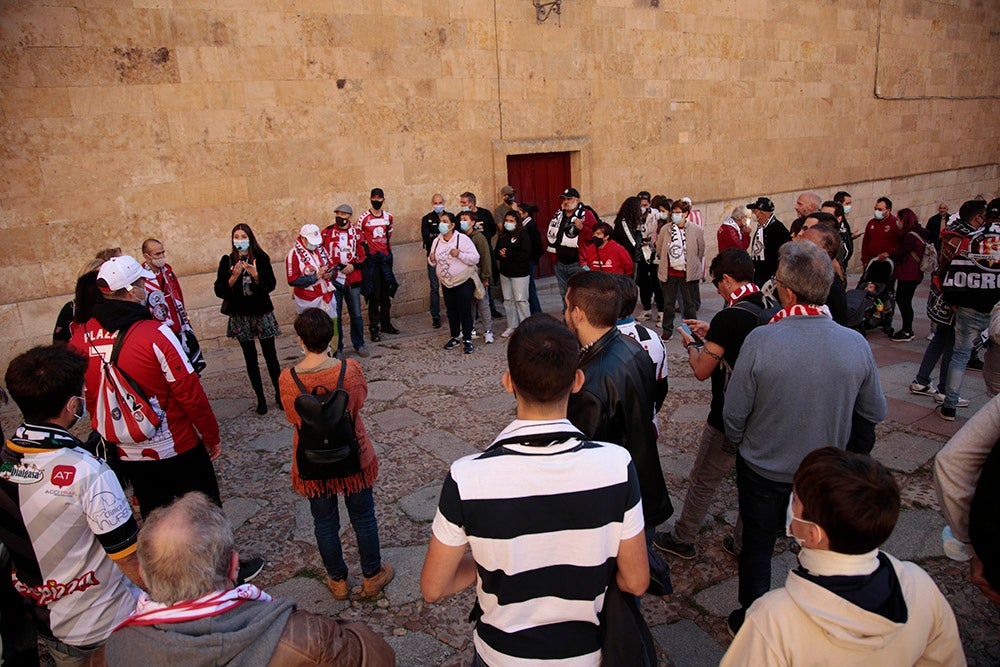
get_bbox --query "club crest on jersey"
[0,461,44,484]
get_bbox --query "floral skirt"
[227,312,281,342]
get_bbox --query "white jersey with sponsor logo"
[0,424,139,646]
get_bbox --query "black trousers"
[442,278,475,341]
[118,441,221,518]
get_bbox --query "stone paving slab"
[385,630,455,667]
[871,431,944,473]
[382,545,433,607]
[211,397,252,420]
[693,550,797,617]
[413,429,479,464]
[875,362,921,386]
[372,407,426,432]
[248,428,292,453]
[398,483,442,523]
[267,576,349,617]
[417,373,470,388]
[367,380,407,402]
[882,509,945,561]
[669,403,711,423]
[468,392,516,414]
[223,497,266,531]
[650,619,726,667]
[666,376,708,392]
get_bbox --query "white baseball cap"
[299,224,323,245]
[97,255,155,292]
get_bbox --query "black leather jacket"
[568,328,673,527]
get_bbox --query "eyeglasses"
[711,277,721,287]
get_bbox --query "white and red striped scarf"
[726,282,760,306]
[118,584,272,628]
[768,303,831,324]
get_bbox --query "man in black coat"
[564,271,673,593]
[420,193,448,328]
[748,196,790,286]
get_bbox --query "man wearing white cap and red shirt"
[69,255,265,582]
[286,223,337,318]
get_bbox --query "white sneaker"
[470,329,479,339]
[485,331,495,344]
[501,327,516,338]
[656,313,664,327]
[638,310,651,321]
[934,393,970,407]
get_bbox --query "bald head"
[795,192,822,218]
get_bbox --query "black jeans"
[660,277,698,331]
[895,279,921,333]
[118,442,222,517]
[736,456,792,612]
[367,269,393,331]
[442,278,475,341]
[636,258,663,311]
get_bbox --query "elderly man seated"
[106,492,393,667]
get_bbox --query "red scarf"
[726,282,760,306]
[117,584,271,628]
[768,303,831,324]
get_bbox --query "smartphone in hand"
[677,323,704,348]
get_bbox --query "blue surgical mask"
[305,242,318,251]
[874,209,884,221]
[433,204,444,214]
[504,222,517,232]
[843,204,852,214]
[460,221,471,232]
[438,222,450,234]
[233,239,250,252]
[460,206,470,212]
[671,213,683,224]
[657,210,668,221]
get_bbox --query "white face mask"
[873,209,885,221]
[785,493,820,547]
[657,210,668,221]
[671,212,683,224]
[151,257,167,269]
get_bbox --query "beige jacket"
[655,221,705,282]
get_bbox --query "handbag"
[600,563,657,667]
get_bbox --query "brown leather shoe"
[361,564,394,598]
[325,577,349,600]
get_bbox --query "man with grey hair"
[722,241,887,636]
[717,206,752,253]
[793,191,822,219]
[106,492,394,666]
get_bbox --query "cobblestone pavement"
[8,278,999,666]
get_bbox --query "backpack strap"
[730,300,764,319]
[335,359,348,390]
[109,324,133,365]
[289,367,309,395]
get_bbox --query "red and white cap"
[97,255,155,292]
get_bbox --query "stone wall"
[1,0,998,369]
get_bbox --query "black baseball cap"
[747,196,775,212]
[370,188,385,198]
[987,198,1000,220]
[559,187,581,199]
[637,191,651,200]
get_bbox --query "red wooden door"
[506,152,572,277]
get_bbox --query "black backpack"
[290,362,362,480]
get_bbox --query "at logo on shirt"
[50,465,76,488]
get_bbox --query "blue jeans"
[309,487,382,580]
[944,307,991,408]
[334,284,365,352]
[736,456,792,611]
[426,263,441,321]
[528,261,543,315]
[554,260,585,309]
[916,323,954,393]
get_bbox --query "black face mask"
[593,237,606,247]
[336,217,350,227]
[504,195,514,203]
[370,200,383,210]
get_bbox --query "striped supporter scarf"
[117,584,272,628]
[768,303,831,324]
[726,282,760,306]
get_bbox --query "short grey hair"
[777,241,833,305]
[800,191,822,211]
[730,206,750,219]
[138,492,234,605]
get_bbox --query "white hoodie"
[721,550,965,667]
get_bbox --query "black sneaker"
[237,556,265,584]
[652,531,696,560]
[432,318,441,329]
[722,535,740,558]
[890,330,914,342]
[491,309,505,319]
[937,405,957,422]
[370,330,381,342]
[444,338,461,350]
[463,341,474,354]
[727,609,745,638]
[382,324,400,335]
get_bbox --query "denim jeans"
[40,636,104,667]
[528,261,543,315]
[736,456,792,611]
[309,487,382,579]
[944,307,992,408]
[334,284,365,351]
[554,260,585,309]
[500,275,530,327]
[426,263,441,321]
[915,322,954,393]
